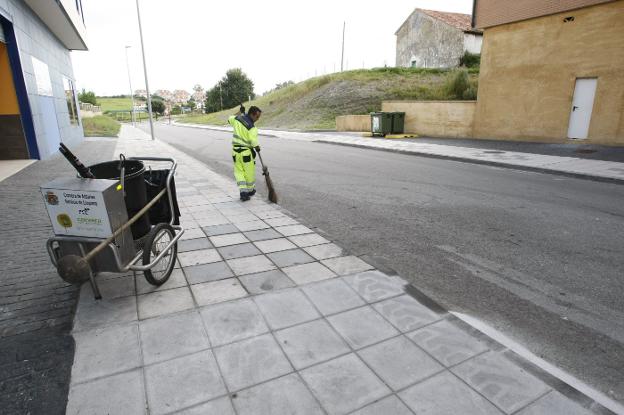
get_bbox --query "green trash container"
[391,112,405,134]
[370,112,393,136]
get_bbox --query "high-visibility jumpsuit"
[228,114,259,195]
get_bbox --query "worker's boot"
[248,189,256,197]
[240,192,250,202]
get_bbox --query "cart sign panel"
[41,185,115,238]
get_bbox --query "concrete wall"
[336,115,370,132]
[0,0,83,159]
[396,12,465,68]
[382,101,476,138]
[473,1,624,145]
[463,33,483,54]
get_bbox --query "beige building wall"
[336,115,370,132]
[382,101,476,138]
[473,1,624,145]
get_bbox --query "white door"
[567,78,597,139]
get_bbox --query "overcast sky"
[72,0,473,96]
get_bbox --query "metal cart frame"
[46,156,185,299]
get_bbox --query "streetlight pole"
[135,0,154,140]
[341,21,346,72]
[124,45,135,126]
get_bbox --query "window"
[63,77,79,126]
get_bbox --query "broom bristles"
[264,168,278,203]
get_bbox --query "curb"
[169,121,278,138]
[315,140,624,185]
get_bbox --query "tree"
[202,69,255,114]
[151,98,165,115]
[186,97,197,110]
[171,105,182,115]
[78,89,98,105]
[204,84,222,113]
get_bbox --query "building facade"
[395,9,482,68]
[0,0,87,160]
[473,0,624,145]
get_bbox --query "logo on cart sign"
[57,213,73,228]
[46,191,59,205]
[78,207,91,215]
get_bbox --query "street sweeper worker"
[229,105,262,201]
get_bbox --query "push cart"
[44,156,185,299]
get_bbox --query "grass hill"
[178,67,478,130]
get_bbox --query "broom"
[257,152,278,203]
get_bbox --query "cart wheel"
[143,223,177,286]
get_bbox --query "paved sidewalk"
[65,125,614,415]
[173,122,624,183]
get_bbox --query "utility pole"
[135,0,154,140]
[340,21,345,72]
[124,46,135,126]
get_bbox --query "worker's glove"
[239,104,245,114]
[255,146,261,152]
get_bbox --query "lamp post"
[124,45,135,126]
[135,0,154,140]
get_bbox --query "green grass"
[82,115,121,137]
[177,67,478,130]
[98,97,133,112]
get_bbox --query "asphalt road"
[142,123,624,404]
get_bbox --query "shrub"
[82,115,120,137]
[462,84,478,100]
[445,70,470,99]
[78,89,97,105]
[460,52,480,68]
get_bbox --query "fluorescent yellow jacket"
[228,114,259,148]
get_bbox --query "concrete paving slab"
[282,261,336,285]
[73,295,137,332]
[179,227,205,241]
[175,396,235,414]
[373,294,443,332]
[177,248,221,267]
[275,224,313,236]
[197,215,230,227]
[399,371,503,415]
[300,353,390,415]
[137,286,195,320]
[358,336,443,390]
[267,248,315,268]
[234,220,269,232]
[202,223,239,236]
[264,216,299,227]
[232,373,325,415]
[275,319,350,369]
[351,395,413,415]
[327,305,399,349]
[254,210,286,220]
[516,391,593,415]
[254,237,298,253]
[254,288,320,330]
[244,228,283,241]
[79,276,134,300]
[452,351,551,414]
[304,243,344,260]
[190,278,247,306]
[66,369,146,415]
[178,237,213,253]
[139,311,209,365]
[226,254,276,275]
[288,233,330,247]
[210,233,249,247]
[344,270,406,302]
[213,333,293,391]
[238,269,296,294]
[183,261,233,284]
[322,256,374,275]
[136,268,188,295]
[217,242,261,260]
[144,350,227,415]
[408,319,490,366]
[199,298,269,347]
[302,278,366,315]
[72,323,141,384]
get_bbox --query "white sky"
[72,0,473,96]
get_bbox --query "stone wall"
[382,101,476,138]
[396,11,465,68]
[336,115,370,132]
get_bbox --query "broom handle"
[257,151,267,170]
